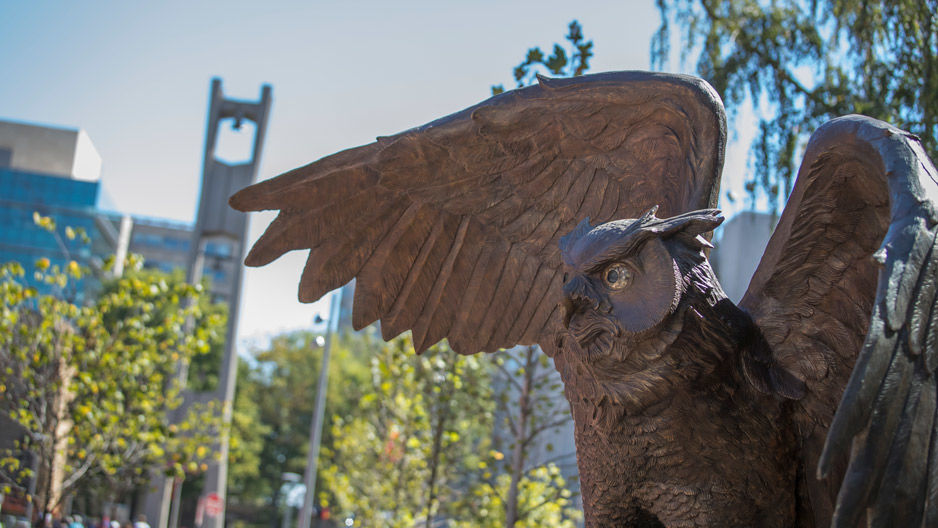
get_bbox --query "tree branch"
[493,359,525,394]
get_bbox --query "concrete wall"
[72,130,103,182]
[710,211,778,303]
[0,120,101,181]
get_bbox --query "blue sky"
[0,0,752,343]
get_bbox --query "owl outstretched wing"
[230,71,726,355]
[740,115,938,527]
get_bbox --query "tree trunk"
[504,428,526,527]
[424,409,447,528]
[269,466,283,528]
[424,352,456,528]
[505,348,535,527]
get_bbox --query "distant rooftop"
[0,118,102,182]
[107,210,194,232]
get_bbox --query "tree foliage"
[229,329,581,527]
[321,336,493,528]
[226,329,372,525]
[452,463,580,528]
[485,347,578,527]
[225,360,270,505]
[653,0,938,213]
[0,216,226,513]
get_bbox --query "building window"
[0,147,11,168]
[205,241,232,258]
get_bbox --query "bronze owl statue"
[229,72,938,527]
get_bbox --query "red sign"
[204,493,224,518]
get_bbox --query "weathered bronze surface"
[230,71,938,527]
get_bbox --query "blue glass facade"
[0,168,98,206]
[0,168,110,300]
[131,230,191,254]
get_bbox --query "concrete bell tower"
[145,78,271,528]
[192,77,271,528]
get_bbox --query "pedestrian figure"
[132,515,149,528]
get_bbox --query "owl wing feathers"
[740,115,938,527]
[231,71,726,355]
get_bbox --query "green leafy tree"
[86,262,227,499]
[484,347,579,527]
[0,216,225,514]
[653,0,938,213]
[321,336,493,528]
[225,360,270,508]
[226,329,372,526]
[453,464,580,528]
[492,20,593,95]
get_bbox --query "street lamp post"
[298,292,339,528]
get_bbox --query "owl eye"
[603,263,632,290]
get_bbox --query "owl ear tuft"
[639,205,660,222]
[653,209,723,249]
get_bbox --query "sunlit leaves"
[0,247,226,508]
[226,330,373,516]
[321,336,494,527]
[315,335,579,526]
[32,212,55,233]
[451,463,581,528]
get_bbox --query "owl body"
[567,384,798,527]
[554,211,805,527]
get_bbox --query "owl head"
[555,207,729,410]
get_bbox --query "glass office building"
[0,119,236,305]
[123,215,235,303]
[0,121,115,301]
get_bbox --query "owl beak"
[562,297,577,328]
[561,277,592,328]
